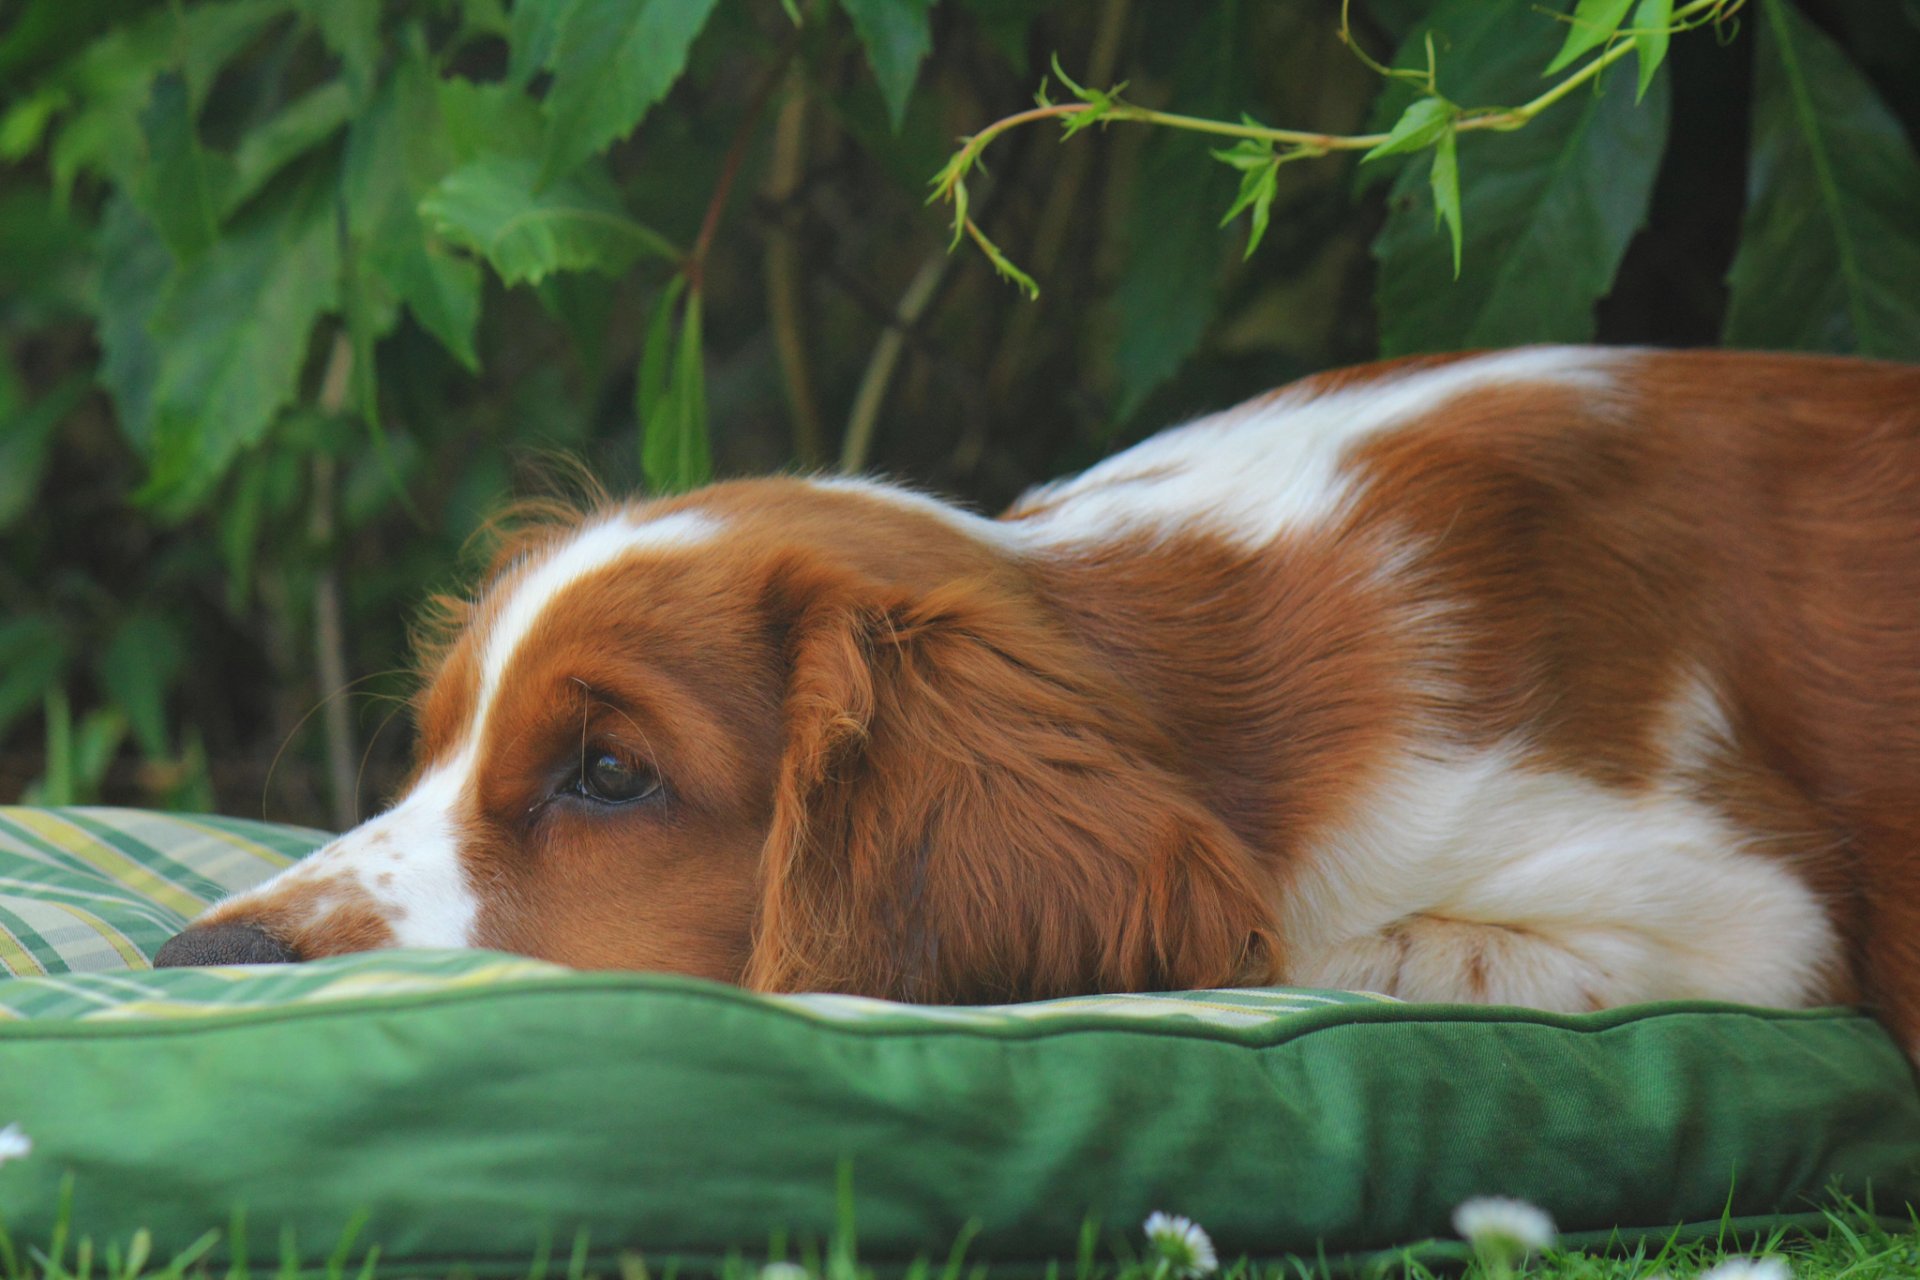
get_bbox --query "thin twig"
[932,0,1737,207]
[761,64,826,467]
[312,333,358,831]
[838,249,953,475]
[983,0,1134,404]
[686,33,803,291]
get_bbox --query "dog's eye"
[573,751,661,805]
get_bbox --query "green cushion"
[1,807,1917,1277]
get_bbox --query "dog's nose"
[154,921,300,967]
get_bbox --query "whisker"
[262,669,415,826]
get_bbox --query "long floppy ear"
[745,578,1282,1002]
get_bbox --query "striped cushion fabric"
[0,805,1390,1027]
[0,807,320,976]
[1,806,1917,1277]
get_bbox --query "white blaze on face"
[215,510,724,949]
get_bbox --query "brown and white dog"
[158,348,1920,1058]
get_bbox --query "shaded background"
[1,0,1916,830]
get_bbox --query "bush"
[0,0,1915,827]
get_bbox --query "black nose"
[154,921,301,968]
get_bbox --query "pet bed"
[1,806,1916,1277]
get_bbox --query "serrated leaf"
[138,171,340,518]
[421,153,676,287]
[1362,95,1454,162]
[538,0,722,184]
[1371,0,1669,355]
[507,0,578,90]
[1631,0,1673,104]
[0,616,68,746]
[1217,159,1279,260]
[346,51,480,370]
[45,0,288,201]
[440,76,546,164]
[225,80,356,216]
[1723,0,1920,359]
[1544,0,1634,75]
[132,73,230,260]
[97,612,186,759]
[1210,137,1275,172]
[839,0,935,131]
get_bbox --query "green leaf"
[298,0,380,100]
[1631,0,1673,104]
[138,171,341,518]
[638,281,711,494]
[1723,0,1920,359]
[0,616,68,746]
[1104,2,1243,422]
[132,73,230,260]
[838,0,936,131]
[636,275,685,442]
[175,0,296,106]
[69,709,131,804]
[507,0,578,90]
[1428,127,1462,277]
[1362,95,1454,163]
[44,0,290,202]
[0,374,88,529]
[0,87,69,161]
[1544,0,1634,74]
[225,80,356,216]
[421,153,676,287]
[1215,154,1279,260]
[538,0,722,184]
[1371,0,1670,355]
[93,197,173,453]
[440,76,547,164]
[96,612,186,759]
[346,50,481,371]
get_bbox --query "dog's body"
[160,347,1920,1059]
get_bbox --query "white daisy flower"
[759,1263,810,1280]
[0,1124,30,1166]
[1699,1259,1792,1280]
[1143,1212,1218,1278]
[1451,1196,1556,1261]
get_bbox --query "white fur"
[1006,347,1623,549]
[806,476,1025,550]
[1278,738,1842,1009]
[217,511,724,948]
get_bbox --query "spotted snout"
[153,786,475,967]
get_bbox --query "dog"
[157,347,1920,1060]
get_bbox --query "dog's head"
[158,478,1278,1000]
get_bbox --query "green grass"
[1,1178,1915,1280]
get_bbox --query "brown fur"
[173,349,1920,1056]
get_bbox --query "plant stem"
[838,250,951,475]
[312,334,358,833]
[686,34,802,292]
[936,0,1735,198]
[761,64,826,468]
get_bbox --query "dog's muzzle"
[154,921,301,967]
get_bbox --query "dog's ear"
[745,578,1281,1002]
